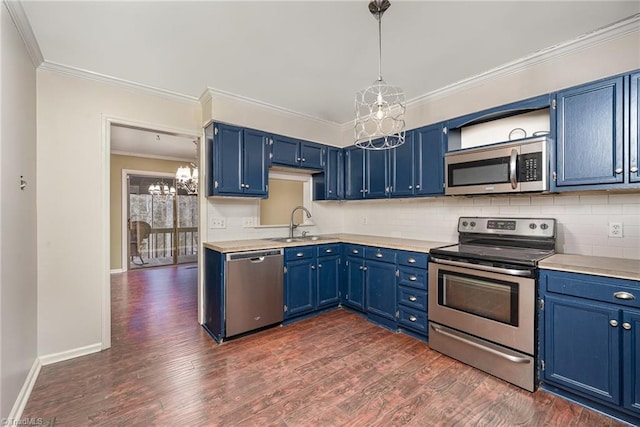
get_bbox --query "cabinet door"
[325,147,343,200]
[317,255,340,308]
[556,76,624,187]
[623,309,640,414]
[345,256,365,310]
[365,260,397,321]
[544,294,621,405]
[242,129,269,196]
[214,123,243,195]
[271,135,300,167]
[365,149,389,198]
[300,141,324,169]
[284,259,316,318]
[631,72,640,183]
[344,147,365,199]
[204,249,225,340]
[415,123,446,195]
[390,131,415,197]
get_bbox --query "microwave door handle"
[509,149,518,189]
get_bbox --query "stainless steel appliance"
[445,136,550,196]
[225,249,284,337]
[428,217,556,391]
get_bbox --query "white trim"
[102,117,112,350]
[7,358,42,422]
[39,343,102,366]
[40,61,198,105]
[405,13,640,108]
[111,150,193,163]
[110,268,124,274]
[3,0,44,67]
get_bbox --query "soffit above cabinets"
[21,1,640,124]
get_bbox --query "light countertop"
[203,233,452,254]
[539,254,640,282]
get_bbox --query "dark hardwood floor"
[23,264,626,426]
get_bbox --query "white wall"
[0,2,38,418]
[36,70,200,357]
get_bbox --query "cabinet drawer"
[285,246,315,261]
[345,244,364,257]
[398,286,427,311]
[398,266,427,290]
[397,251,428,269]
[317,243,341,257]
[542,270,640,309]
[397,306,428,334]
[365,247,397,263]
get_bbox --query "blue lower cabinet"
[623,310,640,415]
[365,260,397,325]
[317,254,340,308]
[397,306,428,335]
[204,248,225,341]
[284,257,316,319]
[345,255,366,311]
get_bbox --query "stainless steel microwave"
[445,136,549,196]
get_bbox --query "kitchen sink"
[266,235,328,243]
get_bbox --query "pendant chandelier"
[176,141,199,195]
[354,0,406,150]
[148,182,176,196]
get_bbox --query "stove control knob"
[469,221,476,227]
[462,221,468,227]
[540,223,549,230]
[529,223,537,229]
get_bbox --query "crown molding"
[39,61,199,105]
[404,13,640,110]
[3,0,44,67]
[199,87,343,130]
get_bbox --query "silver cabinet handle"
[359,265,364,270]
[375,253,383,258]
[415,184,420,189]
[245,184,249,188]
[408,185,413,190]
[325,249,333,253]
[352,249,359,254]
[296,252,304,257]
[407,257,416,264]
[297,157,301,161]
[363,266,368,271]
[622,322,631,330]
[631,166,639,173]
[509,148,518,189]
[614,291,635,300]
[610,319,619,327]
[409,315,417,322]
[302,158,306,162]
[311,265,316,270]
[318,264,322,268]
[408,296,417,302]
[615,168,623,174]
[409,275,417,281]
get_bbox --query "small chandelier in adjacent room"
[176,141,199,195]
[354,0,406,150]
[148,182,176,196]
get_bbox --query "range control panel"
[458,217,555,238]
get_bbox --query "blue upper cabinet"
[390,132,415,197]
[365,149,389,198]
[210,124,268,197]
[414,123,446,196]
[315,146,343,200]
[271,134,324,169]
[344,146,365,199]
[631,71,640,183]
[555,76,625,188]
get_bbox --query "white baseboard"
[39,343,102,366]
[8,357,42,422]
[110,268,124,274]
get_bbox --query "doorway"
[127,173,198,269]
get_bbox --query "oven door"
[428,260,536,355]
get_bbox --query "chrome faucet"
[289,205,312,238]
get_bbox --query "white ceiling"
[21,1,640,127]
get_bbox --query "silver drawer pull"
[296,252,304,257]
[363,266,368,271]
[409,315,417,322]
[409,275,417,281]
[614,291,635,300]
[375,253,383,258]
[610,319,619,327]
[325,249,333,253]
[631,166,639,173]
[407,257,416,264]
[408,296,417,302]
[352,249,359,254]
[622,322,631,330]
[615,168,623,174]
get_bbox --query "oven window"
[449,157,510,187]
[438,270,519,326]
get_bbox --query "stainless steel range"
[428,217,556,391]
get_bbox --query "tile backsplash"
[207,192,640,260]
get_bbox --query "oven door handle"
[430,324,531,364]
[509,148,518,189]
[430,257,533,277]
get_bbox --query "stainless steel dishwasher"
[225,248,284,337]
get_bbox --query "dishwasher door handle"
[249,257,265,263]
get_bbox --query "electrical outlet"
[242,217,255,227]
[209,217,226,229]
[608,222,623,238]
